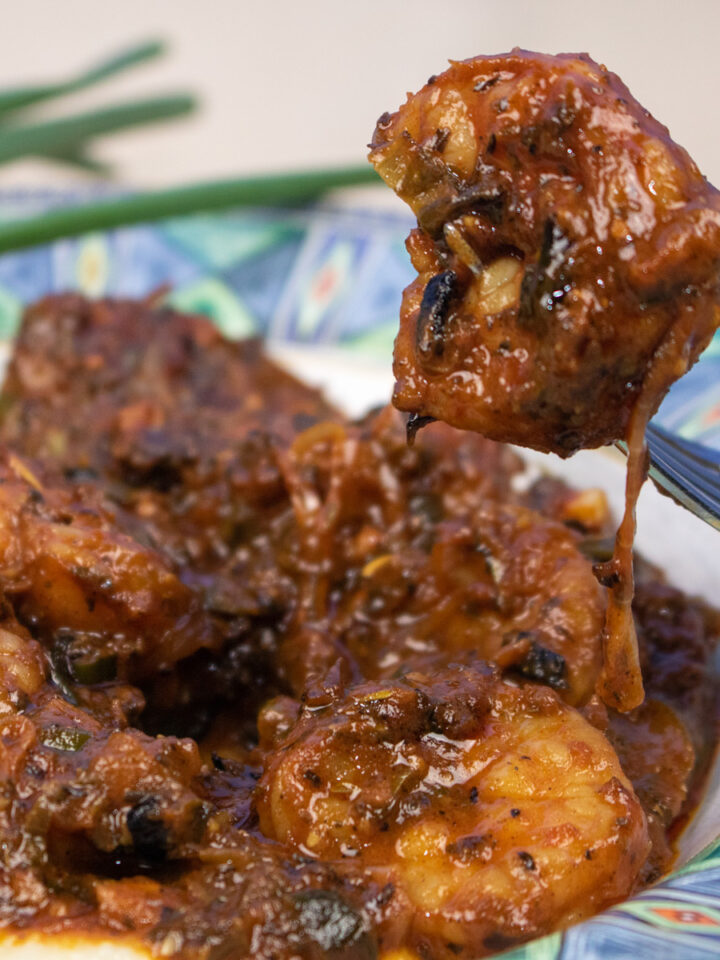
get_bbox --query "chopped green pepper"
[69,652,118,685]
[40,725,91,752]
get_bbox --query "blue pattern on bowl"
[0,192,717,959]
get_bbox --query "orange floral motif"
[652,907,720,926]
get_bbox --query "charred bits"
[406,413,436,446]
[518,218,570,329]
[416,270,458,361]
[291,889,375,958]
[126,796,169,862]
[515,641,568,690]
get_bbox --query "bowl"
[0,196,717,960]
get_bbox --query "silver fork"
[639,423,720,530]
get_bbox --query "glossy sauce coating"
[259,663,649,958]
[0,452,219,678]
[0,297,715,960]
[276,406,604,706]
[370,49,720,455]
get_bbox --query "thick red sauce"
[0,295,714,958]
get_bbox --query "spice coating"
[369,49,720,455]
[0,295,714,959]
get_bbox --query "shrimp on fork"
[369,49,720,456]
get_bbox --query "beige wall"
[0,0,718,193]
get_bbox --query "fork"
[639,423,720,530]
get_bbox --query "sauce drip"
[595,406,647,710]
[598,300,715,709]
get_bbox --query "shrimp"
[335,499,605,706]
[0,599,208,886]
[258,662,649,958]
[0,451,219,678]
[369,49,720,455]
[275,408,604,705]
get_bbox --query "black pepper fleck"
[304,770,322,787]
[518,851,536,870]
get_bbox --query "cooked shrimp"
[275,409,604,705]
[369,49,720,455]
[0,598,46,715]
[0,599,208,880]
[258,663,649,958]
[335,499,605,706]
[0,452,218,677]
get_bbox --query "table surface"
[0,0,717,201]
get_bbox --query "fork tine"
[646,425,720,495]
[647,434,719,495]
[645,423,720,529]
[647,423,720,469]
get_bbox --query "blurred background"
[0,0,718,197]
[0,0,717,459]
